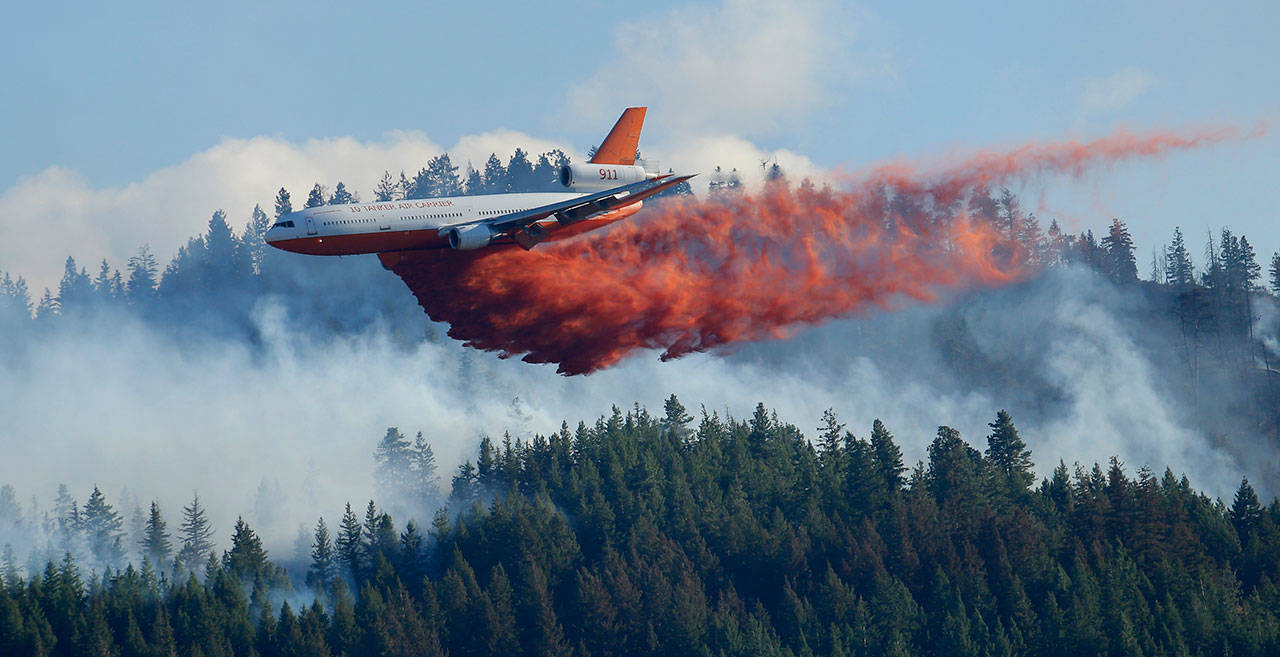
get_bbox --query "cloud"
[0,130,571,293]
[653,133,827,192]
[1078,66,1158,118]
[448,129,569,173]
[566,0,883,139]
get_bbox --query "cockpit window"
[272,220,295,228]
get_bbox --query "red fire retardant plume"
[388,126,1250,375]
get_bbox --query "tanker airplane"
[264,107,693,264]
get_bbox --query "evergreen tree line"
[0,146,697,346]
[0,427,446,585]
[3,398,1278,656]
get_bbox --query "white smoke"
[2,258,1269,573]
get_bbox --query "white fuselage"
[264,192,639,256]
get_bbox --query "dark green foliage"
[336,503,363,580]
[1101,218,1138,284]
[374,170,401,202]
[480,153,506,194]
[304,183,326,208]
[1165,227,1194,287]
[222,517,286,589]
[306,517,337,594]
[1269,251,1280,296]
[986,410,1035,494]
[81,486,125,565]
[4,401,1280,655]
[327,181,358,205]
[272,187,292,219]
[140,501,171,568]
[375,427,415,503]
[177,493,214,570]
[407,154,464,199]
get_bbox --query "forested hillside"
[2,400,1279,656]
[4,150,1280,655]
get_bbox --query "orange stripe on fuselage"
[269,229,449,256]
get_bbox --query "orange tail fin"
[589,107,647,165]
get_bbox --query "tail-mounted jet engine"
[559,164,650,192]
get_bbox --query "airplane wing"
[439,174,696,250]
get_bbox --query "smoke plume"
[390,126,1246,375]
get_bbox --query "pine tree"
[927,426,985,507]
[662,394,694,439]
[203,210,237,280]
[399,521,425,585]
[1270,251,1280,296]
[81,486,124,565]
[336,502,363,579]
[1101,218,1138,284]
[870,419,906,493]
[997,188,1022,239]
[328,181,358,205]
[140,501,172,567]
[817,408,846,465]
[425,154,463,197]
[1236,236,1261,292]
[274,187,293,219]
[375,428,414,503]
[222,517,269,583]
[412,432,439,501]
[363,503,397,576]
[1230,477,1261,540]
[177,493,215,569]
[406,167,432,200]
[374,171,400,202]
[241,204,271,275]
[1165,227,1194,289]
[305,184,327,208]
[92,260,115,302]
[398,171,413,200]
[1203,230,1222,290]
[985,410,1034,493]
[483,565,520,655]
[35,288,57,320]
[533,150,570,190]
[506,148,535,192]
[450,461,480,507]
[307,517,337,592]
[53,483,77,539]
[481,154,506,194]
[0,273,32,320]
[2,543,20,586]
[464,166,483,195]
[56,257,93,314]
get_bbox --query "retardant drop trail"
[387,126,1252,375]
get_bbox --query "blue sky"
[2,0,1277,289]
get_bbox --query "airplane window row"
[402,213,463,220]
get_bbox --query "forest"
[3,148,1280,655]
[1,400,1279,656]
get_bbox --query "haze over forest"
[2,146,1280,655]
